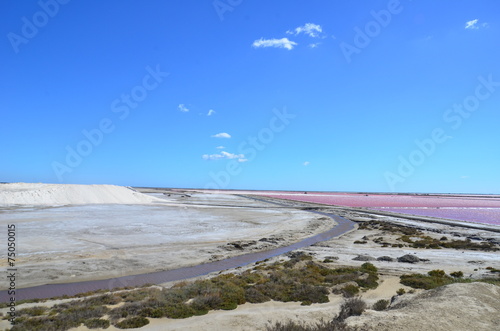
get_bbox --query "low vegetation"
[398,235,498,251]
[372,299,389,311]
[358,220,498,251]
[400,269,500,290]
[486,266,500,273]
[5,255,380,330]
[266,297,367,331]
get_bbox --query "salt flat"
[0,184,329,289]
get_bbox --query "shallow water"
[261,193,500,226]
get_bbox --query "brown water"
[0,211,354,302]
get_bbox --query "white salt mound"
[0,183,163,206]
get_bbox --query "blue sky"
[1,0,499,193]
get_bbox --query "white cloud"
[252,38,297,50]
[308,43,320,48]
[465,19,484,30]
[216,146,225,149]
[211,132,231,138]
[287,23,323,38]
[465,19,478,29]
[303,161,310,166]
[207,109,215,116]
[178,104,189,112]
[202,151,247,162]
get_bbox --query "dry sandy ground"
[348,282,500,331]
[0,185,499,330]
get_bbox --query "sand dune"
[348,282,500,331]
[0,183,162,205]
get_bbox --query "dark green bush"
[84,318,110,329]
[289,284,329,304]
[340,284,359,298]
[11,315,82,331]
[427,269,446,278]
[450,271,464,278]
[400,273,454,290]
[360,262,378,273]
[486,266,500,273]
[115,316,150,329]
[17,306,48,317]
[163,303,197,318]
[245,287,271,303]
[355,273,379,289]
[109,302,143,321]
[372,299,389,311]
[335,297,366,322]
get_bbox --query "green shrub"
[85,294,122,305]
[372,299,389,311]
[450,271,464,278]
[340,284,359,298]
[245,287,271,303]
[360,263,378,274]
[400,273,454,290]
[427,269,446,278]
[84,318,110,329]
[115,316,150,329]
[396,288,406,295]
[11,315,82,331]
[163,303,197,318]
[289,284,329,305]
[18,306,48,317]
[355,273,379,289]
[486,266,500,273]
[335,297,366,322]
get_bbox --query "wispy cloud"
[216,146,225,149]
[252,38,297,50]
[308,43,320,49]
[303,161,310,166]
[465,19,479,29]
[211,132,231,138]
[207,109,215,116]
[202,151,247,162]
[178,104,189,112]
[465,19,488,30]
[287,23,323,38]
